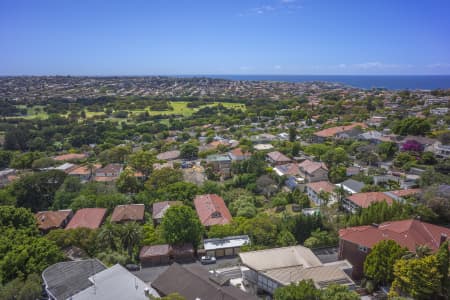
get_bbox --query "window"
[358,245,368,253]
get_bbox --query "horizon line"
[1,74,450,77]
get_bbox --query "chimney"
[440,234,447,246]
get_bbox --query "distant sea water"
[181,75,450,90]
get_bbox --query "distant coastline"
[177,75,450,90]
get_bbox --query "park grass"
[12,101,245,120]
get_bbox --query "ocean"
[184,75,450,90]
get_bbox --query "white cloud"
[274,65,282,70]
[238,1,301,16]
[427,63,450,68]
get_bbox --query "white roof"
[71,264,159,300]
[254,144,274,151]
[239,245,322,271]
[203,235,250,251]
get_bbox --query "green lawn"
[12,101,245,121]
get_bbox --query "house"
[42,259,107,300]
[250,133,277,143]
[203,235,250,257]
[253,143,274,151]
[111,204,145,223]
[430,107,448,115]
[66,208,107,230]
[171,243,195,263]
[336,179,365,194]
[298,160,328,183]
[274,163,300,177]
[68,164,100,182]
[339,219,450,279]
[152,201,182,224]
[43,163,78,174]
[140,244,171,267]
[305,181,337,206]
[343,192,393,213]
[313,123,366,143]
[228,148,251,161]
[35,210,73,233]
[156,150,181,161]
[346,166,361,176]
[206,154,232,178]
[42,259,158,300]
[431,142,450,159]
[151,263,257,300]
[266,151,291,166]
[239,245,354,295]
[0,168,16,187]
[194,194,232,226]
[94,163,123,182]
[366,116,387,127]
[53,153,88,162]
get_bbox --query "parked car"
[125,264,140,271]
[200,256,216,265]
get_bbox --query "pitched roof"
[71,264,158,299]
[388,188,422,198]
[314,123,366,138]
[299,159,328,174]
[267,151,291,163]
[340,179,365,193]
[151,263,257,300]
[306,181,335,194]
[95,163,123,174]
[140,244,171,258]
[194,194,232,226]
[274,163,300,176]
[35,210,72,231]
[239,245,322,271]
[156,150,181,161]
[66,208,107,229]
[152,201,182,220]
[42,259,107,300]
[110,204,145,222]
[68,164,100,176]
[339,219,450,252]
[346,192,393,208]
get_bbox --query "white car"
[200,255,216,264]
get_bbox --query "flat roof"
[204,235,250,251]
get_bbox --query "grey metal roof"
[340,179,365,193]
[71,264,159,300]
[42,259,106,300]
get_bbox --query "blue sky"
[1,0,449,75]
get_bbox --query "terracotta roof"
[110,204,145,223]
[299,159,328,174]
[140,244,171,258]
[54,153,87,161]
[267,151,291,163]
[229,148,251,159]
[95,163,123,174]
[339,219,450,252]
[194,194,232,226]
[35,210,72,231]
[274,163,300,176]
[156,150,181,161]
[152,201,182,220]
[66,208,107,229]
[346,192,393,208]
[306,181,335,194]
[68,164,100,176]
[314,123,366,138]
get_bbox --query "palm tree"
[402,244,432,259]
[98,222,118,251]
[120,222,142,259]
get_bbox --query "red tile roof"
[140,244,171,258]
[65,208,107,230]
[110,204,145,223]
[35,210,72,231]
[347,192,393,208]
[194,194,232,226]
[339,219,450,252]
[314,123,367,138]
[306,181,335,194]
[267,151,291,163]
[299,159,328,174]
